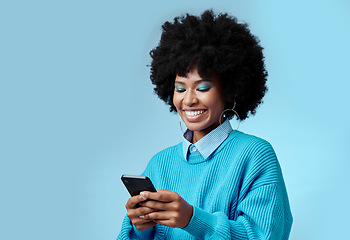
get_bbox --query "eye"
[197,83,213,92]
[175,85,186,92]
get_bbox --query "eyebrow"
[174,79,211,85]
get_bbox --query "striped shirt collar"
[182,119,233,160]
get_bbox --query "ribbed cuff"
[182,206,216,239]
[182,206,247,239]
[130,225,154,240]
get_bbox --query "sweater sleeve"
[182,183,292,240]
[117,215,155,240]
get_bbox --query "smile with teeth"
[184,110,205,117]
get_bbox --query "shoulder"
[152,142,182,158]
[226,131,276,156]
[240,132,277,165]
[147,142,183,166]
[142,143,183,184]
[225,131,281,186]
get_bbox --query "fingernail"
[139,195,146,201]
[140,192,148,197]
[139,215,144,219]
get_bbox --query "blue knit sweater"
[118,131,293,239]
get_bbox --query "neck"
[192,122,221,143]
[192,131,206,143]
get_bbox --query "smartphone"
[121,175,157,196]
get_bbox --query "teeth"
[185,110,204,117]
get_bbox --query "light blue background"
[1,0,349,239]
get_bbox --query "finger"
[152,219,175,228]
[140,211,175,221]
[132,217,155,225]
[126,195,147,209]
[129,209,157,226]
[136,206,158,216]
[139,200,169,211]
[141,190,178,203]
[127,206,155,220]
[133,221,157,231]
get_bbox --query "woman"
[118,10,292,239]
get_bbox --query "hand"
[138,190,193,228]
[125,194,157,231]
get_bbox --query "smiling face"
[173,68,226,143]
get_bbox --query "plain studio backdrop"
[1,0,349,239]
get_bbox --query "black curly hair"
[149,10,267,120]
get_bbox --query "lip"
[183,109,207,122]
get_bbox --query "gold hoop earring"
[219,102,241,134]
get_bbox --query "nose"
[183,90,198,106]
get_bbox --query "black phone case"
[121,175,157,196]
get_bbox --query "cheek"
[172,93,180,110]
[205,93,225,112]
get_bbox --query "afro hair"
[149,10,268,120]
